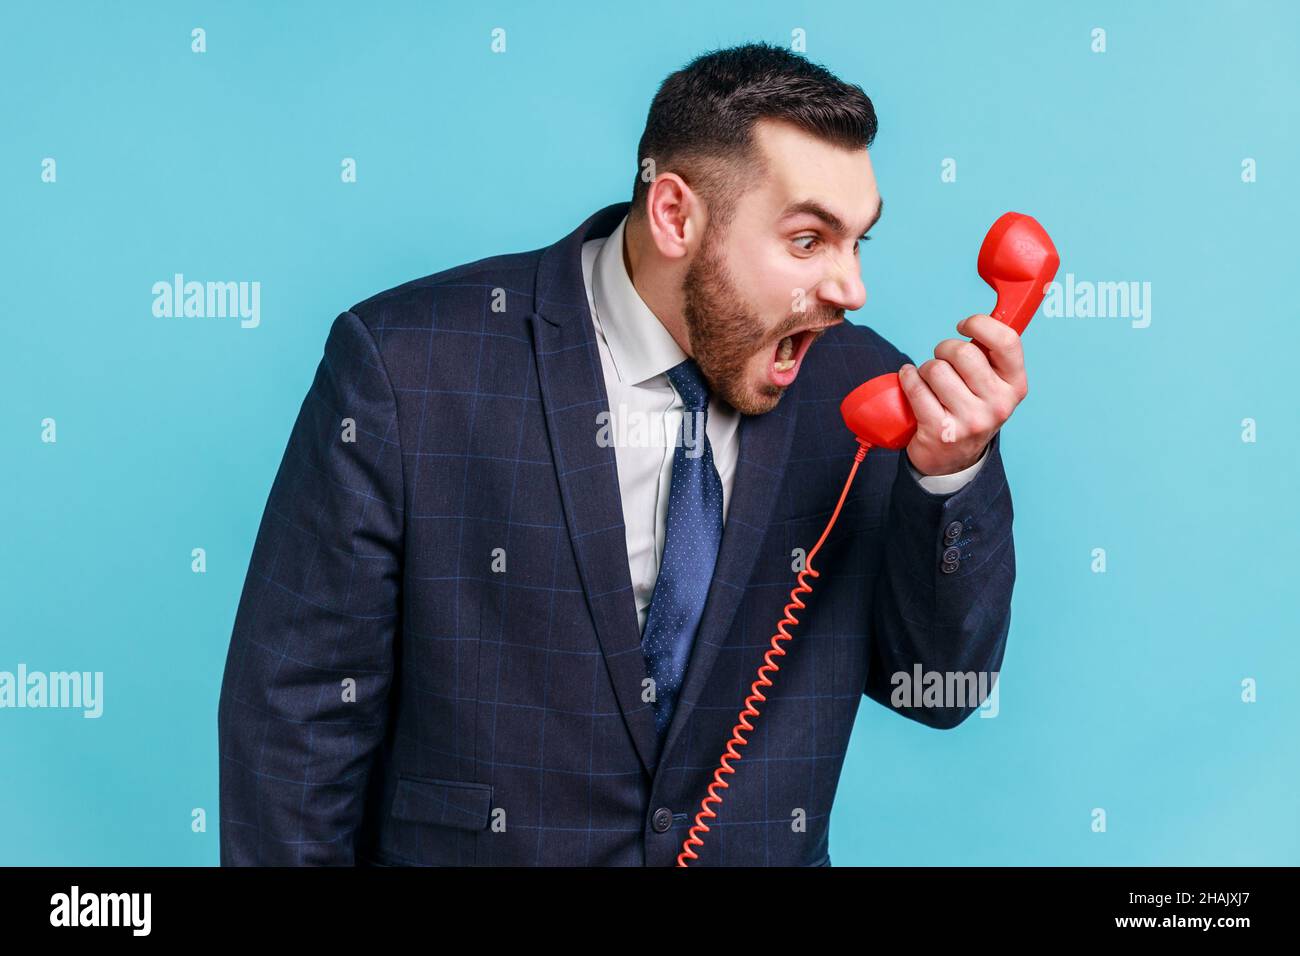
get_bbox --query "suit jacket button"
[652,808,673,833]
[941,560,960,574]
[942,546,961,563]
[944,520,964,540]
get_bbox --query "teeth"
[773,359,795,372]
[777,335,794,361]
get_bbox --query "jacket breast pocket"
[391,774,494,831]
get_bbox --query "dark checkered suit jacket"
[218,200,1015,866]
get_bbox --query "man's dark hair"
[630,42,877,231]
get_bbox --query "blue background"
[3,0,1297,865]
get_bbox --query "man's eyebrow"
[780,196,884,238]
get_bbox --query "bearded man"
[218,41,1024,867]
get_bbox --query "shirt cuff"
[905,441,991,495]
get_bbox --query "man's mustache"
[773,308,846,339]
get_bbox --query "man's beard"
[681,222,843,416]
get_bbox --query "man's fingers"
[898,362,949,429]
[958,314,1027,394]
[917,358,980,425]
[933,337,1002,400]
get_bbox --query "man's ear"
[643,172,698,260]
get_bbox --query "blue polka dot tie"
[642,358,724,748]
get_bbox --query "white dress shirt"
[580,214,987,635]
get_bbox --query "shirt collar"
[591,214,687,386]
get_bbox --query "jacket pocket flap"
[392,774,493,830]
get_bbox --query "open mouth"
[769,321,840,387]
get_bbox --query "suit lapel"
[529,202,662,777]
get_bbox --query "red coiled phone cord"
[677,438,872,866]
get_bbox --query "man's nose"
[819,256,867,312]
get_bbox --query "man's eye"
[794,235,873,253]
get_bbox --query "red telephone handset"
[839,211,1060,450]
[677,212,1060,866]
